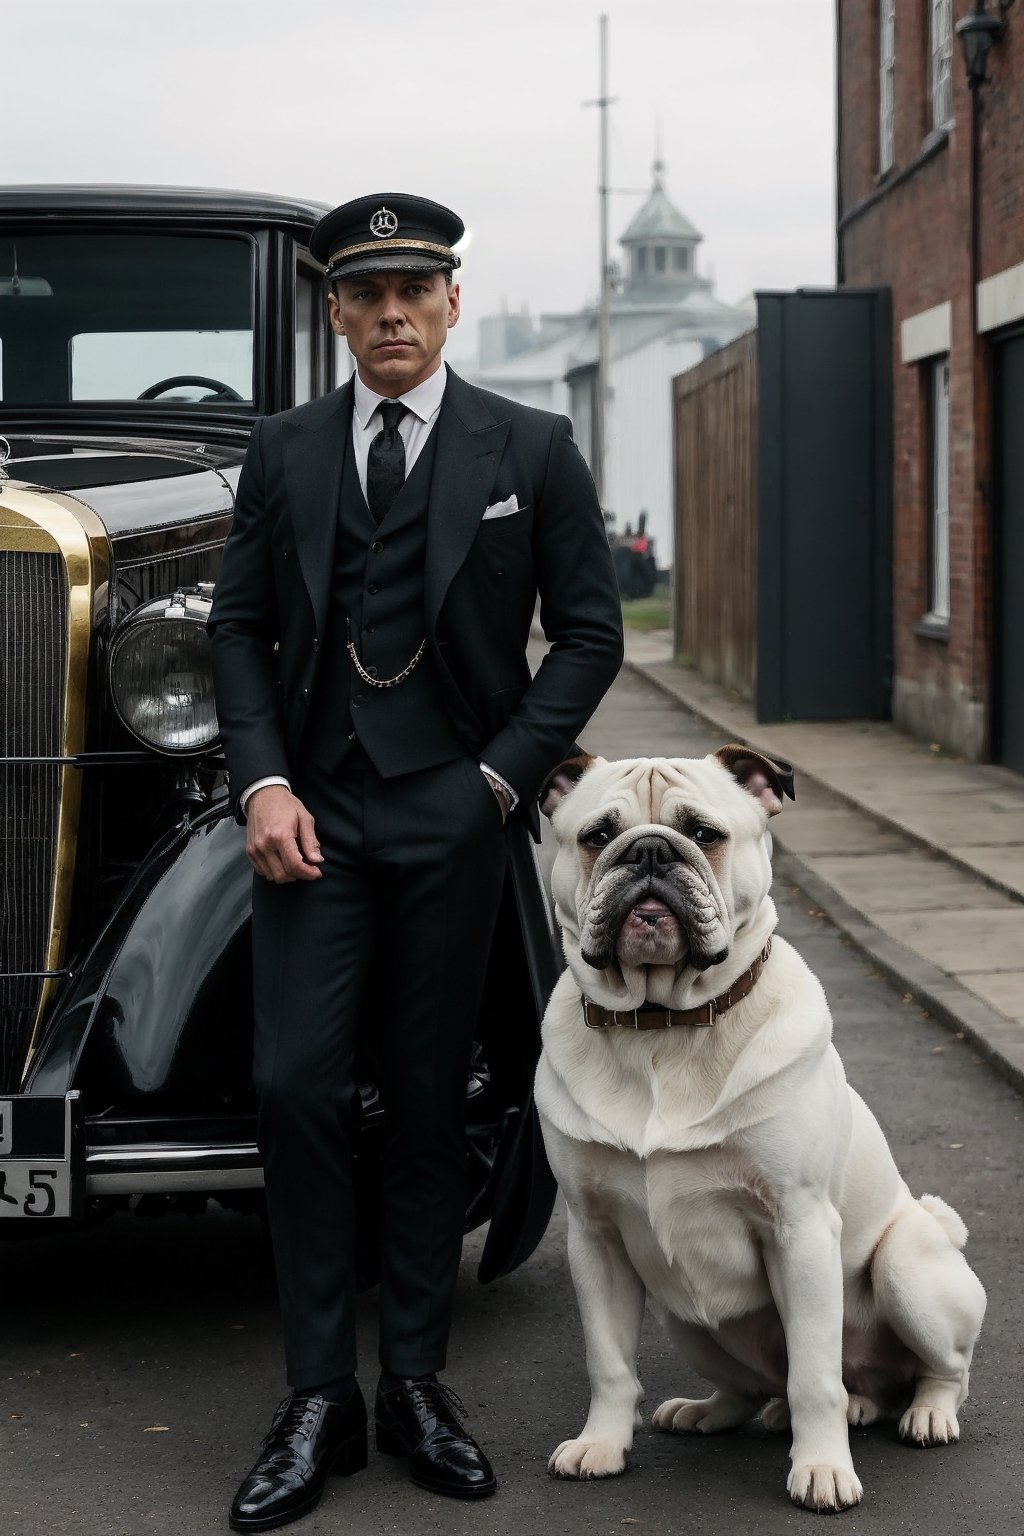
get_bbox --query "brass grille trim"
[0,486,109,1081]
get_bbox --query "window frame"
[925,354,951,627]
[930,0,954,132]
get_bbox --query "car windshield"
[0,232,255,404]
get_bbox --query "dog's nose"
[615,834,677,872]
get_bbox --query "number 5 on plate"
[24,1170,57,1217]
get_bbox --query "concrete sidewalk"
[622,631,1024,1089]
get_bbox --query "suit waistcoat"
[304,421,465,777]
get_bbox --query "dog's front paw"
[899,1405,959,1446]
[788,1462,863,1512]
[653,1393,756,1434]
[548,1438,628,1479]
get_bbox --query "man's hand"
[246,785,324,883]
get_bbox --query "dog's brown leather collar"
[581,939,773,1030]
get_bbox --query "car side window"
[71,330,253,401]
[335,333,354,387]
[294,262,319,405]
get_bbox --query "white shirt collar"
[353,360,448,429]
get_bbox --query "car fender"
[26,810,253,1103]
[476,823,559,1282]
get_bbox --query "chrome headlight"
[109,587,219,755]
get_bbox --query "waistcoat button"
[367,582,380,595]
[371,540,384,554]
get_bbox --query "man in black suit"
[210,192,622,1531]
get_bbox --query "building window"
[673,247,690,273]
[930,0,954,130]
[879,0,896,173]
[654,246,666,274]
[635,247,647,275]
[927,356,950,623]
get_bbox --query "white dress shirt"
[240,362,518,817]
[351,361,447,498]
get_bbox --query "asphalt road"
[3,668,1023,1536]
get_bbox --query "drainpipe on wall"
[958,8,1001,756]
[835,0,845,286]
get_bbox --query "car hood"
[0,436,242,538]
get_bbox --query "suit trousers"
[250,749,507,1387]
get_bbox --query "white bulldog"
[535,747,986,1514]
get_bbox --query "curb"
[772,849,1024,1096]
[622,653,1024,1095]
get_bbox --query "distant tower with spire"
[618,157,705,294]
[470,144,752,570]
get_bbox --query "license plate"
[0,1093,83,1220]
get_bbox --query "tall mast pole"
[596,12,611,506]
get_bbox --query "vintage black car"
[0,185,557,1280]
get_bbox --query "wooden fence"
[672,329,758,700]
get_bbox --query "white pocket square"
[482,494,520,520]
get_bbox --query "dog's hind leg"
[871,1196,986,1448]
[653,1316,771,1434]
[760,1397,791,1432]
[846,1393,881,1426]
[761,1393,879,1432]
[548,1210,646,1480]
[653,1390,764,1435]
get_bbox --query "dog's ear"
[539,753,600,818]
[714,744,795,817]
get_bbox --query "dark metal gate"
[755,290,892,722]
[994,330,1024,774]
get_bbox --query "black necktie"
[366,402,407,524]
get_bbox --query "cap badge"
[370,207,399,240]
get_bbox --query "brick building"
[837,0,1024,771]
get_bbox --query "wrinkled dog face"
[541,749,793,998]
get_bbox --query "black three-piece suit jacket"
[208,367,624,830]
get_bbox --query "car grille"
[0,550,70,1092]
[115,548,221,607]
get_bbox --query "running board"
[86,1141,263,1195]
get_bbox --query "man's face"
[328,270,460,395]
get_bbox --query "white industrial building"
[472,162,753,566]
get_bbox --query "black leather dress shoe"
[229,1388,367,1531]
[375,1377,496,1499]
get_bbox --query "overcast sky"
[5,0,835,364]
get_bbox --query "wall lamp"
[955,1,1005,87]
